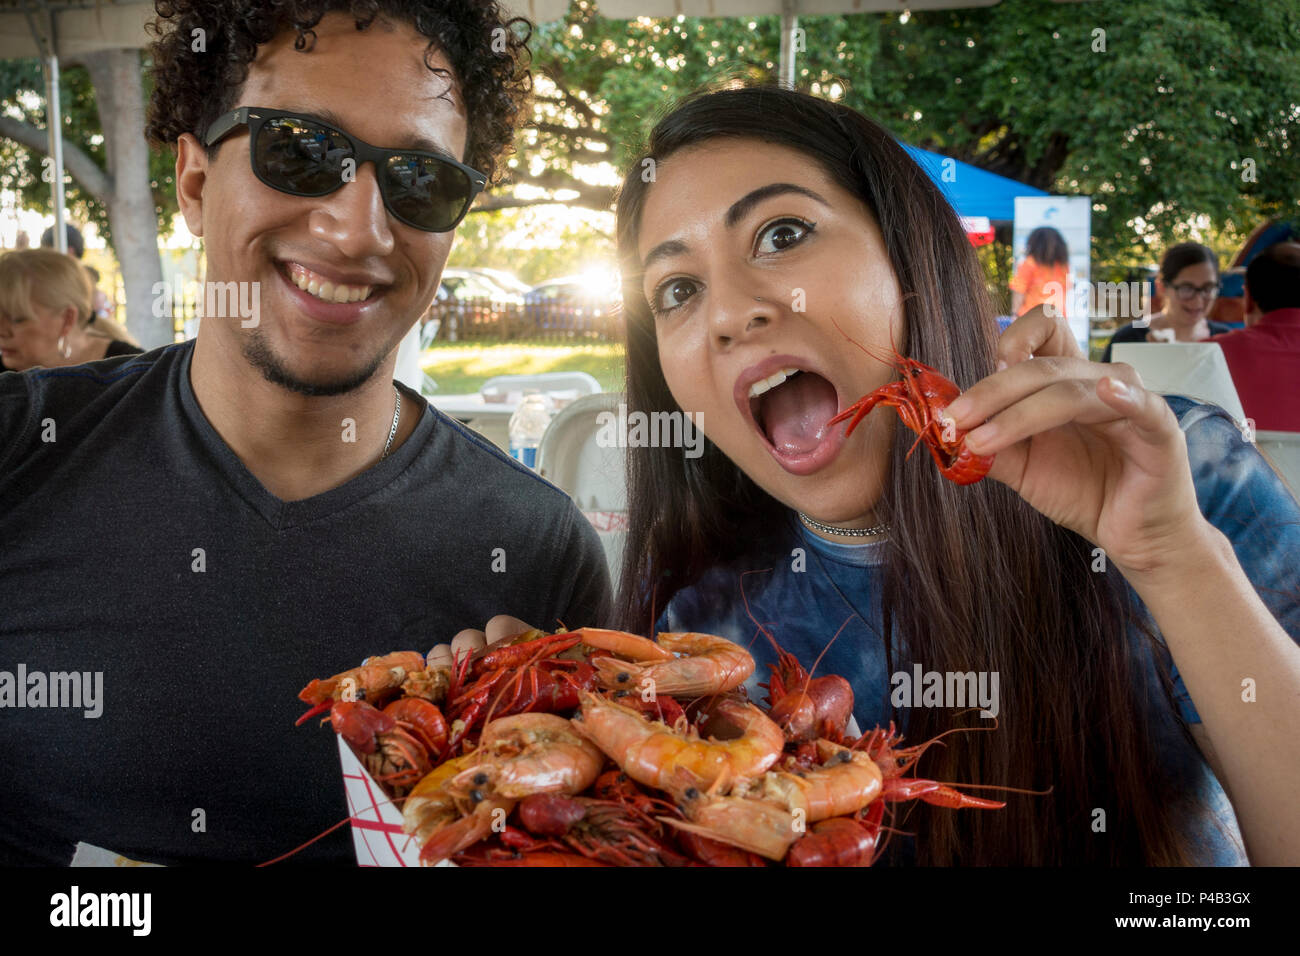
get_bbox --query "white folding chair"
[1111,342,1247,422]
[536,393,628,583]
[1254,431,1300,500]
[1112,343,1299,499]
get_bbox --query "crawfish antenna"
[739,568,779,652]
[806,614,854,683]
[830,317,901,370]
[649,578,659,640]
[295,698,333,726]
[258,816,353,866]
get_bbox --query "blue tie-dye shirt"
[660,395,1300,866]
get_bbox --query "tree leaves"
[519,0,1299,264]
[0,55,179,247]
[865,0,1300,262]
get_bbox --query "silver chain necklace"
[380,386,401,460]
[798,511,891,538]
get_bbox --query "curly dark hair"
[145,0,532,183]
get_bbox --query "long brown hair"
[613,85,1204,865]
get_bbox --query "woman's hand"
[995,303,1082,366]
[945,311,1210,578]
[987,286,1300,869]
[427,614,534,668]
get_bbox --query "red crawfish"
[327,698,448,794]
[445,630,598,750]
[761,640,854,744]
[786,806,884,867]
[828,331,994,486]
[508,793,693,867]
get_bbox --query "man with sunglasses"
[0,3,611,864]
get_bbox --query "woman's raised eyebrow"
[642,183,830,271]
[642,238,689,272]
[723,183,829,228]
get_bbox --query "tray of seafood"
[296,628,1005,866]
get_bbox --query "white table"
[427,393,517,451]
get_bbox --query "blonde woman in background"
[0,249,142,372]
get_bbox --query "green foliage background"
[0,57,178,249]
[2,0,1296,282]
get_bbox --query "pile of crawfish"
[296,628,1006,867]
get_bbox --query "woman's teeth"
[286,264,373,303]
[748,367,802,399]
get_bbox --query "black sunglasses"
[204,107,487,233]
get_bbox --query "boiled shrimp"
[447,713,606,801]
[576,629,754,697]
[571,690,784,798]
[402,753,515,866]
[298,651,425,708]
[667,739,884,860]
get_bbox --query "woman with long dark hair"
[612,85,1300,865]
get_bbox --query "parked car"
[524,273,622,335]
[468,267,532,297]
[424,268,526,341]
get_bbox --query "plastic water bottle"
[508,393,552,469]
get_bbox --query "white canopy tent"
[0,0,1089,252]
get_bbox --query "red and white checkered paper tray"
[336,735,453,867]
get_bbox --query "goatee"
[241,328,387,397]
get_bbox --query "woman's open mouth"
[735,356,849,476]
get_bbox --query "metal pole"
[779,0,798,90]
[44,50,66,255]
[25,4,66,254]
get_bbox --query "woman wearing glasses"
[1101,243,1234,362]
[612,85,1300,865]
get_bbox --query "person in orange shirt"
[1010,226,1070,320]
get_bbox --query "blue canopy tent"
[900,145,1058,330]
[901,144,1050,223]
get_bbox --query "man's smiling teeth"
[286,263,373,304]
[748,367,802,399]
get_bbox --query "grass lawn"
[421,341,627,395]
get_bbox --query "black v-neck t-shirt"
[0,342,611,864]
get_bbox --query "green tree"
[494,0,1298,270]
[865,0,1300,263]
[493,2,880,212]
[448,206,615,285]
[0,60,178,242]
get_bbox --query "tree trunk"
[82,50,168,349]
